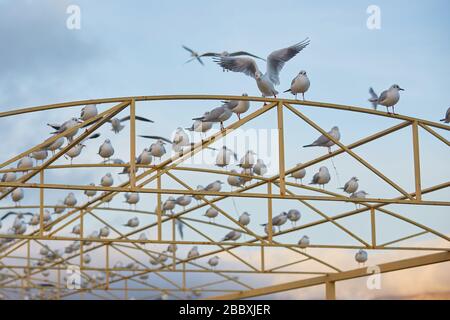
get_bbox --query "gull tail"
[283,89,292,93]
[303,144,315,148]
[192,116,205,121]
[440,118,446,122]
[368,87,379,110]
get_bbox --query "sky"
[0,0,449,300]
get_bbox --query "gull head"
[255,71,263,80]
[105,139,111,143]
[299,70,307,76]
[352,177,359,181]
[391,84,404,91]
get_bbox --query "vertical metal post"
[277,102,286,195]
[370,207,376,248]
[39,170,44,236]
[267,183,273,243]
[129,99,136,189]
[106,244,110,290]
[261,245,265,272]
[412,121,422,201]
[325,281,336,300]
[157,172,162,241]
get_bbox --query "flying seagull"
[214,38,310,97]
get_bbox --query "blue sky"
[0,0,449,299]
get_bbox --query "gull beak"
[399,87,405,91]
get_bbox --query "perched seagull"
[340,177,359,194]
[204,180,224,192]
[108,115,154,134]
[215,146,238,168]
[215,39,310,98]
[291,164,306,183]
[64,192,77,207]
[287,209,301,226]
[239,151,256,169]
[17,156,34,172]
[84,183,97,199]
[147,139,167,160]
[79,104,98,121]
[261,212,288,232]
[31,149,48,164]
[440,107,450,123]
[227,170,245,189]
[175,195,192,209]
[162,197,176,214]
[221,93,250,120]
[350,190,369,199]
[303,126,341,153]
[204,207,219,222]
[99,226,110,238]
[186,115,213,135]
[222,230,241,241]
[83,254,91,264]
[71,224,81,235]
[355,249,368,264]
[123,217,139,228]
[1,172,16,183]
[253,159,267,176]
[263,224,276,235]
[11,188,24,205]
[238,212,251,226]
[124,193,140,208]
[207,256,220,269]
[167,243,178,253]
[193,185,205,202]
[138,232,148,245]
[309,166,331,189]
[369,84,404,114]
[187,246,200,259]
[48,117,81,141]
[240,168,253,184]
[284,70,310,100]
[298,235,310,249]
[136,148,153,167]
[98,139,115,160]
[101,173,114,187]
[193,105,233,130]
[65,144,85,164]
[54,200,66,214]
[42,135,65,156]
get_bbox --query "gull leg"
[302,93,305,101]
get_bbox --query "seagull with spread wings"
[182,45,265,66]
[214,38,310,98]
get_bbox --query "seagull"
[167,243,178,253]
[284,70,310,100]
[215,146,238,168]
[123,217,139,228]
[42,135,65,155]
[146,139,167,160]
[369,84,404,114]
[124,193,140,208]
[303,126,341,153]
[99,226,110,238]
[204,180,224,192]
[192,105,233,130]
[54,200,66,214]
[207,256,220,269]
[350,190,369,199]
[355,249,368,265]
[227,170,245,189]
[253,159,267,176]
[11,188,24,205]
[64,192,77,207]
[136,148,153,167]
[193,185,205,202]
[98,139,114,160]
[31,149,48,164]
[440,107,450,123]
[263,224,276,235]
[222,230,242,241]
[221,93,250,120]
[79,104,98,121]
[340,177,359,194]
[238,212,251,226]
[298,235,310,249]
[100,173,114,187]
[287,209,301,226]
[214,38,310,98]
[175,195,192,209]
[204,207,219,222]
[0,211,33,221]
[48,117,81,141]
[240,168,253,185]
[65,144,85,164]
[71,224,81,235]
[261,212,288,232]
[1,172,16,183]
[138,232,147,245]
[162,197,176,214]
[17,156,34,172]
[186,115,213,135]
[108,115,154,134]
[291,164,306,183]
[187,246,199,259]
[182,45,205,65]
[83,183,97,199]
[309,166,331,189]
[239,151,256,169]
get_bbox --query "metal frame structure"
[0,95,448,300]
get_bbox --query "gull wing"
[214,56,260,79]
